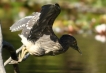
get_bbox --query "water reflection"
[3,34,106,73]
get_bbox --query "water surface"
[3,34,106,73]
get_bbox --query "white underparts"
[19,34,44,55]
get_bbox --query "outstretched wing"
[10,12,41,32]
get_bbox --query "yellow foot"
[18,46,28,62]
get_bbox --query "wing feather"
[10,12,40,32]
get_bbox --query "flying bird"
[10,3,82,62]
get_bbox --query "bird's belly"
[44,49,62,56]
[27,43,45,56]
[42,43,63,56]
[19,35,45,56]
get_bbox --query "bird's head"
[60,34,82,55]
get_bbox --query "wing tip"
[10,27,17,32]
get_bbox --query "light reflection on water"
[3,34,106,73]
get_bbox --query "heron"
[10,3,82,62]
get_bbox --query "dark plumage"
[10,3,81,62]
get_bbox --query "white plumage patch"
[19,34,44,55]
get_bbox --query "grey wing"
[25,12,40,30]
[10,12,41,32]
[10,16,34,32]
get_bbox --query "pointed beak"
[77,48,82,55]
[75,46,82,55]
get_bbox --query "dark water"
[1,21,106,73]
[3,34,106,73]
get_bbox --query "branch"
[4,45,23,66]
[0,22,20,73]
[0,23,6,73]
[3,41,18,61]
[3,41,20,73]
[4,45,30,66]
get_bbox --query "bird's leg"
[18,46,28,62]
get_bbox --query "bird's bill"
[75,46,82,55]
[77,48,82,55]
